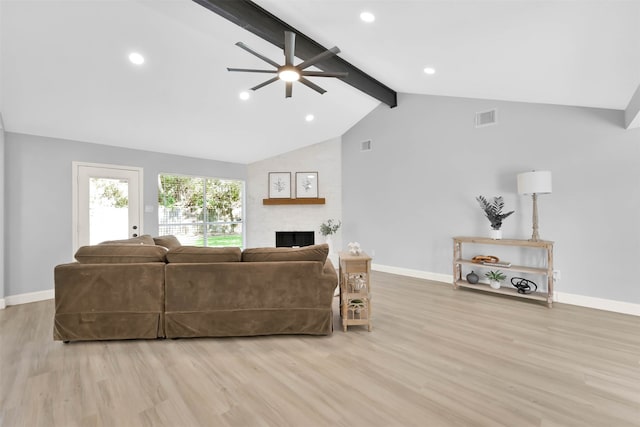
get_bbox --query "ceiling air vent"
[475,109,497,128]
[360,140,372,152]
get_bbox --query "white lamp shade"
[517,170,552,195]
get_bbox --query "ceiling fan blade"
[227,68,278,74]
[284,31,295,66]
[298,46,341,70]
[285,81,293,98]
[299,77,326,95]
[251,77,279,91]
[235,42,280,68]
[301,71,348,78]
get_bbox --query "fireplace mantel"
[263,198,326,205]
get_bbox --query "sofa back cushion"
[75,244,168,263]
[153,235,182,250]
[166,246,242,263]
[242,243,328,263]
[99,235,155,245]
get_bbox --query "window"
[158,174,244,247]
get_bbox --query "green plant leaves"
[320,219,341,236]
[485,270,507,281]
[476,195,514,230]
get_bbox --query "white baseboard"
[554,292,640,316]
[372,263,640,317]
[372,263,453,284]
[2,289,54,308]
[0,298,5,310]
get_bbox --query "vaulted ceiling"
[1,0,639,164]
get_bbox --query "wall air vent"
[361,140,372,152]
[475,109,497,127]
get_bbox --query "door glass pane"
[89,177,129,244]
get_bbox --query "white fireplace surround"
[246,138,342,254]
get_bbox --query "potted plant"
[476,195,514,239]
[320,219,341,251]
[320,219,341,236]
[485,270,507,289]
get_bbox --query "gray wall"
[342,92,640,304]
[4,132,246,297]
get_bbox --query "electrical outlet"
[553,270,561,282]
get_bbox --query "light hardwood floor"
[1,272,639,426]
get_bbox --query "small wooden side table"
[338,251,372,332]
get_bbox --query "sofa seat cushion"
[166,246,241,263]
[242,243,328,263]
[99,235,155,245]
[153,235,182,250]
[75,244,168,263]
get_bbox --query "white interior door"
[73,162,143,251]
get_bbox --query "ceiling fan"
[227,31,348,98]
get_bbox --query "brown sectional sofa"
[54,237,337,342]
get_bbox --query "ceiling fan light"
[278,68,300,82]
[360,12,375,23]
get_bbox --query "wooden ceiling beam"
[192,0,398,108]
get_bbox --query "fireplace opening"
[276,231,315,248]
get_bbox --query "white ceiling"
[2,0,639,164]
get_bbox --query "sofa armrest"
[322,259,337,278]
[321,259,338,294]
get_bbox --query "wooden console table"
[453,236,554,307]
[338,252,372,331]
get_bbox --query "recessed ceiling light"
[128,52,145,65]
[360,11,375,23]
[239,91,250,101]
[423,67,436,75]
[305,114,315,122]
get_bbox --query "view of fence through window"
[158,174,243,247]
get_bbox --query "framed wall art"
[296,172,318,198]
[268,172,291,198]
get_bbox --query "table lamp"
[517,170,552,241]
